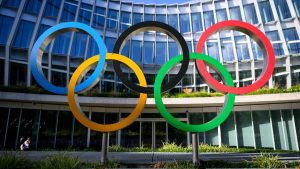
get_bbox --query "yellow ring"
[68,53,147,132]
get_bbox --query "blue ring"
[30,22,106,94]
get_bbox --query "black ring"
[113,21,190,94]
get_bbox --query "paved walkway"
[1,151,300,164]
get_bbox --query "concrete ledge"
[0,91,300,107]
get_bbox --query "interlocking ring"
[113,21,190,94]
[195,20,275,94]
[68,53,147,132]
[154,53,235,132]
[30,21,275,133]
[30,22,107,95]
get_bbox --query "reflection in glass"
[5,109,20,149]
[156,42,166,65]
[44,0,61,18]
[207,41,220,61]
[221,113,236,146]
[71,32,87,58]
[253,111,273,148]
[0,108,9,149]
[121,121,140,147]
[168,14,178,30]
[0,15,14,44]
[131,40,142,64]
[230,7,242,20]
[9,63,27,87]
[24,0,42,14]
[18,109,40,149]
[216,9,228,22]
[292,0,300,17]
[259,1,275,23]
[236,111,255,147]
[133,13,142,24]
[53,33,71,55]
[61,3,77,22]
[283,28,300,54]
[244,4,258,24]
[56,111,73,148]
[12,20,34,48]
[235,36,250,61]
[204,11,215,29]
[274,0,292,20]
[155,122,166,148]
[191,13,202,32]
[204,113,218,145]
[221,38,234,62]
[168,42,179,59]
[141,122,152,148]
[38,110,57,149]
[144,41,154,64]
[180,14,190,33]
[93,7,105,28]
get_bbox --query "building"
[0,0,300,151]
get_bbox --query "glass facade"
[0,106,298,151]
[0,0,300,151]
[1,0,299,94]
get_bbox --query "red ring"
[196,20,275,94]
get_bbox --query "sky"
[122,0,190,4]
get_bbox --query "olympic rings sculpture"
[30,21,275,133]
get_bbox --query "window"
[52,33,71,55]
[78,3,92,24]
[251,39,263,60]
[207,42,219,61]
[221,38,234,62]
[143,41,154,64]
[61,2,77,22]
[9,62,27,86]
[93,7,105,28]
[156,42,166,65]
[12,20,35,48]
[131,40,142,64]
[204,11,215,29]
[71,32,87,58]
[244,4,258,24]
[107,9,118,30]
[87,39,97,58]
[230,7,242,20]
[44,0,61,18]
[121,42,130,56]
[292,0,300,17]
[283,28,299,41]
[191,13,202,32]
[235,36,250,61]
[37,24,51,51]
[179,14,190,33]
[120,12,131,32]
[24,0,42,14]
[156,14,166,23]
[283,28,300,54]
[169,42,179,59]
[274,0,292,20]
[259,1,275,23]
[266,30,284,56]
[105,37,116,53]
[144,14,154,21]
[216,9,228,22]
[168,14,178,30]
[133,13,142,24]
[0,15,14,44]
[1,0,21,8]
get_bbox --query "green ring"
[154,53,236,132]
